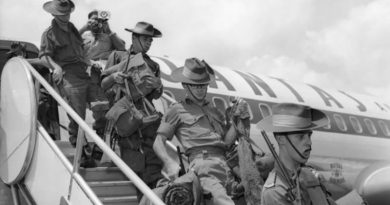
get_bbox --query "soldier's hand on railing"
[52,66,63,84]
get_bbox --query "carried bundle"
[229,97,264,205]
[140,171,202,205]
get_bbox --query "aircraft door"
[0,57,37,184]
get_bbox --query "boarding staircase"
[0,57,169,205]
[57,141,138,205]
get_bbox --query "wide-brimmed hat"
[171,58,215,84]
[257,103,329,133]
[43,0,74,15]
[125,22,162,38]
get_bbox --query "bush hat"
[171,58,215,85]
[256,103,329,133]
[43,0,74,16]
[125,22,162,38]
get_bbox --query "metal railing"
[38,123,102,205]
[25,60,165,205]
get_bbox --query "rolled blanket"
[139,171,202,205]
[163,182,194,205]
[162,171,202,205]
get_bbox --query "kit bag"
[105,80,161,138]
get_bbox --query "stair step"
[100,195,138,205]
[89,181,137,197]
[79,167,128,182]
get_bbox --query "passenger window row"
[165,92,390,138]
[326,113,390,137]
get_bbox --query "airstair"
[0,57,168,205]
[57,141,139,205]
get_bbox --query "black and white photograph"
[0,0,389,205]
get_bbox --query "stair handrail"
[25,60,165,205]
[37,123,103,205]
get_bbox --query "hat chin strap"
[54,16,69,25]
[135,37,147,53]
[185,85,206,103]
[285,136,309,161]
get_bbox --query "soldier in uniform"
[101,22,162,104]
[101,22,163,200]
[153,58,249,205]
[39,0,108,152]
[258,103,337,205]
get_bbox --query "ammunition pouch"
[106,96,162,138]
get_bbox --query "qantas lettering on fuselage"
[156,57,388,113]
[154,57,390,139]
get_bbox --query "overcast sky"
[1,0,389,103]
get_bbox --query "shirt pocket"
[209,114,225,136]
[51,34,68,48]
[180,113,204,127]
[52,37,67,55]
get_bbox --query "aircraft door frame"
[0,57,37,184]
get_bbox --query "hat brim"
[170,67,215,84]
[43,1,75,16]
[256,108,329,133]
[124,28,162,38]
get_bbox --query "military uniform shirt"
[261,167,335,205]
[157,98,227,152]
[40,19,88,67]
[261,170,310,205]
[39,19,88,78]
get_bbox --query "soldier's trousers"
[189,155,235,205]
[61,70,108,146]
[118,131,163,201]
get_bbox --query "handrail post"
[67,128,85,201]
[10,185,20,205]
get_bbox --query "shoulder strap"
[300,168,331,205]
[124,76,156,116]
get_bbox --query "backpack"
[122,53,162,102]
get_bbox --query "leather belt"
[186,146,226,162]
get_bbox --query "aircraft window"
[247,103,254,120]
[349,116,363,133]
[212,97,227,114]
[378,120,390,137]
[364,119,377,135]
[259,104,271,120]
[322,113,331,130]
[334,114,347,132]
[163,90,175,99]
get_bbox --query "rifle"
[261,130,300,204]
[177,146,186,177]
